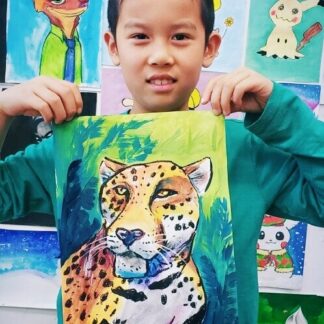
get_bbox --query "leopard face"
[99,157,212,278]
[61,157,212,324]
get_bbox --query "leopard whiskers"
[83,242,109,276]
[80,234,115,260]
[155,248,173,266]
[84,242,108,261]
[157,243,188,262]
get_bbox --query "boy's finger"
[28,95,54,123]
[23,109,40,118]
[41,78,81,119]
[232,78,264,112]
[201,79,215,105]
[34,87,67,124]
[201,75,226,104]
[221,72,250,115]
[209,82,223,115]
[49,82,78,120]
[220,83,235,116]
[232,80,252,109]
[61,80,83,114]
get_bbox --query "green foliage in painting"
[194,198,238,323]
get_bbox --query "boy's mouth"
[146,75,176,86]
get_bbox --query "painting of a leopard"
[61,156,213,324]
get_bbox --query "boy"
[0,0,323,323]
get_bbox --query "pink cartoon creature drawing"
[258,0,323,59]
[257,215,299,274]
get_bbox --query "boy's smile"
[146,73,176,93]
[105,0,220,114]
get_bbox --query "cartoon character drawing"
[258,0,323,59]
[33,0,89,83]
[257,215,299,273]
[61,157,212,323]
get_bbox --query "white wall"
[0,307,56,324]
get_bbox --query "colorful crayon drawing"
[258,0,323,60]
[54,112,238,323]
[6,0,103,86]
[246,0,324,82]
[0,225,60,309]
[257,215,307,290]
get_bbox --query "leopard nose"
[116,228,144,246]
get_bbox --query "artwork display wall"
[0,0,323,314]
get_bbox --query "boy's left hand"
[201,67,273,116]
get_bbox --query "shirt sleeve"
[0,137,55,222]
[244,82,324,226]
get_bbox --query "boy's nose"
[148,42,174,66]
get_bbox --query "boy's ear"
[202,31,221,68]
[104,32,120,66]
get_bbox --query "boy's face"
[105,0,220,114]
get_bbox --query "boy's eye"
[132,34,148,40]
[172,34,188,41]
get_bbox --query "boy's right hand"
[0,77,83,124]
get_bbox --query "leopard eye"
[278,4,284,10]
[155,189,177,199]
[114,186,129,196]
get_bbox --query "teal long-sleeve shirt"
[1,83,324,323]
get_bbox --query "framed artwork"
[6,0,103,87]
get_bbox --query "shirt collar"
[50,24,79,41]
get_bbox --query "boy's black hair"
[107,0,215,45]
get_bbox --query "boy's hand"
[201,68,273,116]
[0,77,83,124]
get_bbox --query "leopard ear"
[183,157,212,196]
[99,157,126,183]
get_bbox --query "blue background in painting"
[0,228,60,276]
[288,222,307,276]
[281,83,321,110]
[6,0,103,86]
